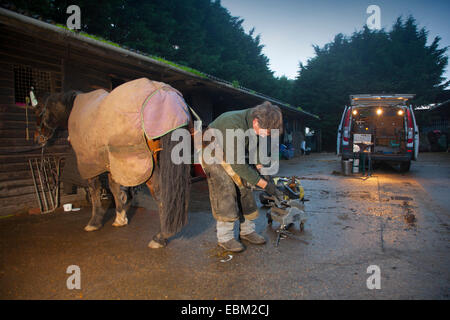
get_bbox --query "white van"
[337,94,419,172]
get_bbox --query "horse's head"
[34,91,78,146]
[34,92,57,146]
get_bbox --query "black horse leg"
[108,173,129,227]
[144,134,190,248]
[84,176,106,231]
[145,170,172,249]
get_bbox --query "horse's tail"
[157,132,191,235]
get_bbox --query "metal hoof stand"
[260,176,307,247]
[29,157,61,214]
[267,204,306,247]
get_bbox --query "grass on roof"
[55,23,205,78]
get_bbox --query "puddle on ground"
[319,190,330,199]
[391,196,413,201]
[337,213,350,220]
[336,191,375,201]
[401,201,417,226]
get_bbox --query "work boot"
[218,238,245,252]
[240,232,266,245]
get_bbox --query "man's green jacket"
[207,108,261,185]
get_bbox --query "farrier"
[202,101,284,252]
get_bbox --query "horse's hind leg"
[146,178,168,249]
[108,173,129,227]
[84,176,106,231]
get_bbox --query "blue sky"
[221,0,450,83]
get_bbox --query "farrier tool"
[259,176,308,247]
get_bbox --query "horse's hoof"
[112,220,128,227]
[113,218,128,227]
[84,225,101,232]
[148,240,164,249]
[112,211,128,227]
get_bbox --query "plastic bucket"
[353,159,360,173]
[342,160,352,176]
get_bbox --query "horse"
[34,78,192,248]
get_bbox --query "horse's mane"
[59,90,81,114]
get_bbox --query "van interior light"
[352,109,358,115]
[397,110,404,116]
[376,108,383,115]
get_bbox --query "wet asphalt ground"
[0,152,449,299]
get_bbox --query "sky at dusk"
[221,0,450,83]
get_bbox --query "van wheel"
[400,161,411,172]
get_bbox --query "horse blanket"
[68,78,191,186]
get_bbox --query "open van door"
[337,106,348,155]
[409,105,419,160]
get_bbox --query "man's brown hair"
[251,101,283,133]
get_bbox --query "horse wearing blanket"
[35,78,192,248]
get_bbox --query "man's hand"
[263,180,284,201]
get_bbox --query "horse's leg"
[146,134,190,249]
[146,175,170,249]
[108,173,129,227]
[84,176,106,231]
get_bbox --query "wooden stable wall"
[0,27,76,216]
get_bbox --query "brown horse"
[34,78,192,248]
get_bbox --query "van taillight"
[406,109,413,128]
[343,108,352,144]
[406,109,414,145]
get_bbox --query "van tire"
[399,161,411,172]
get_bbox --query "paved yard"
[0,152,449,299]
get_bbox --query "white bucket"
[342,160,352,176]
[63,203,72,212]
[353,159,360,173]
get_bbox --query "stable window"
[13,65,51,106]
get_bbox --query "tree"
[292,16,448,151]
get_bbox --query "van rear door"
[409,105,419,160]
[337,106,349,155]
